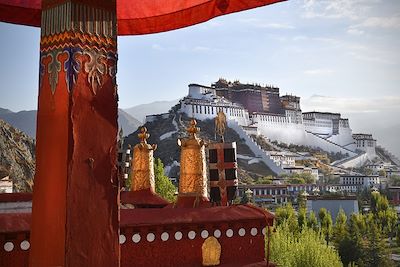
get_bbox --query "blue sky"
[0,0,399,155]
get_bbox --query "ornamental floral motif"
[39,48,116,95]
[83,50,107,95]
[47,49,62,95]
[64,47,82,92]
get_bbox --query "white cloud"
[302,95,400,114]
[358,15,400,29]
[302,0,371,20]
[347,28,364,35]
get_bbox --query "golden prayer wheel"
[130,127,157,192]
[178,119,208,198]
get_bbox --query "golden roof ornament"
[215,110,227,142]
[130,127,157,192]
[187,119,200,138]
[177,119,208,204]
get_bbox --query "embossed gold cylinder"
[178,119,208,198]
[130,127,157,192]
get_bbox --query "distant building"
[365,162,399,177]
[238,184,288,205]
[238,183,319,206]
[303,112,341,136]
[339,174,380,189]
[324,184,359,194]
[353,133,376,157]
[268,151,296,168]
[306,195,359,221]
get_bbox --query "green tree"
[333,208,347,246]
[154,158,177,202]
[240,190,254,204]
[275,203,298,233]
[287,177,306,184]
[268,222,342,267]
[396,224,400,247]
[318,208,333,245]
[370,192,397,236]
[362,222,393,267]
[255,176,273,184]
[339,214,364,266]
[307,211,319,231]
[298,208,307,230]
[297,191,307,209]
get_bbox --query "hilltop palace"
[176,79,382,170]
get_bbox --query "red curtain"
[0,0,284,35]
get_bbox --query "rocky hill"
[0,119,35,192]
[124,112,274,181]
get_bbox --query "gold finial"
[187,119,199,138]
[138,126,150,144]
[215,110,226,142]
[130,127,157,192]
[177,119,207,203]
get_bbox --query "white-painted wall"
[228,121,284,175]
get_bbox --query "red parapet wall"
[120,220,267,267]
[1,202,275,266]
[0,232,30,267]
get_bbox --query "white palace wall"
[254,118,357,156]
[180,101,250,126]
[178,83,361,158]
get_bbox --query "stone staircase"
[227,121,284,175]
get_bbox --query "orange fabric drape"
[0,0,285,35]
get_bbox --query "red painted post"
[29,1,119,266]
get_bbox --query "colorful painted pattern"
[39,2,117,95]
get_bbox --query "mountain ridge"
[0,108,142,138]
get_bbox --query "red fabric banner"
[0,0,285,35]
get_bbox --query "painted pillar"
[29,1,119,266]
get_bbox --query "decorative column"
[130,127,157,192]
[177,119,209,207]
[29,1,119,266]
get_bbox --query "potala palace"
[174,79,396,170]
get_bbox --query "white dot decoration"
[262,228,267,236]
[4,242,14,252]
[20,240,30,250]
[251,228,258,236]
[188,231,196,240]
[226,229,233,238]
[147,233,155,242]
[201,230,209,239]
[119,235,126,244]
[239,228,246,237]
[132,233,141,243]
[213,229,221,238]
[161,232,169,241]
[174,231,183,241]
